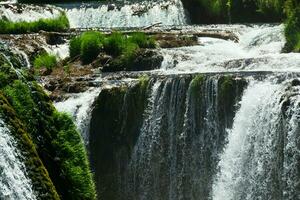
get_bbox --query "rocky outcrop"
[101,49,163,72]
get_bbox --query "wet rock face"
[156,34,198,48]
[89,81,149,199]
[102,49,163,72]
[129,49,163,70]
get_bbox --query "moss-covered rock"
[0,46,96,200]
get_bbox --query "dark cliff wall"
[89,77,149,199]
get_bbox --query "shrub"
[0,13,69,34]
[129,32,156,48]
[34,53,57,70]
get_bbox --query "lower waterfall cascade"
[213,78,300,200]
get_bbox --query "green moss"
[52,112,97,199]
[190,74,205,94]
[0,52,97,199]
[0,13,69,34]
[0,93,60,200]
[138,74,150,91]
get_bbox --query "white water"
[213,78,300,200]
[54,87,101,144]
[44,43,70,60]
[0,119,37,200]
[159,24,300,73]
[62,0,187,28]
[0,4,62,22]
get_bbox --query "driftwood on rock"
[40,28,239,43]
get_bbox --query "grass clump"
[69,31,156,65]
[69,31,104,64]
[80,32,104,64]
[128,32,156,48]
[0,13,69,34]
[34,53,58,71]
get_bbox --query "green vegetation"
[34,53,58,71]
[184,0,285,23]
[18,0,99,3]
[284,0,300,52]
[128,32,156,49]
[0,13,69,34]
[80,32,104,64]
[190,75,205,92]
[52,112,97,199]
[69,31,156,65]
[0,50,96,199]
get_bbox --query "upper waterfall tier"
[59,0,188,28]
[0,4,62,22]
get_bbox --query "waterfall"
[61,0,188,28]
[100,75,246,200]
[0,119,36,200]
[213,77,300,200]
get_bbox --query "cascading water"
[54,87,101,144]
[212,77,300,200]
[0,119,36,200]
[2,0,300,198]
[59,0,187,28]
[159,24,300,73]
[90,75,247,199]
